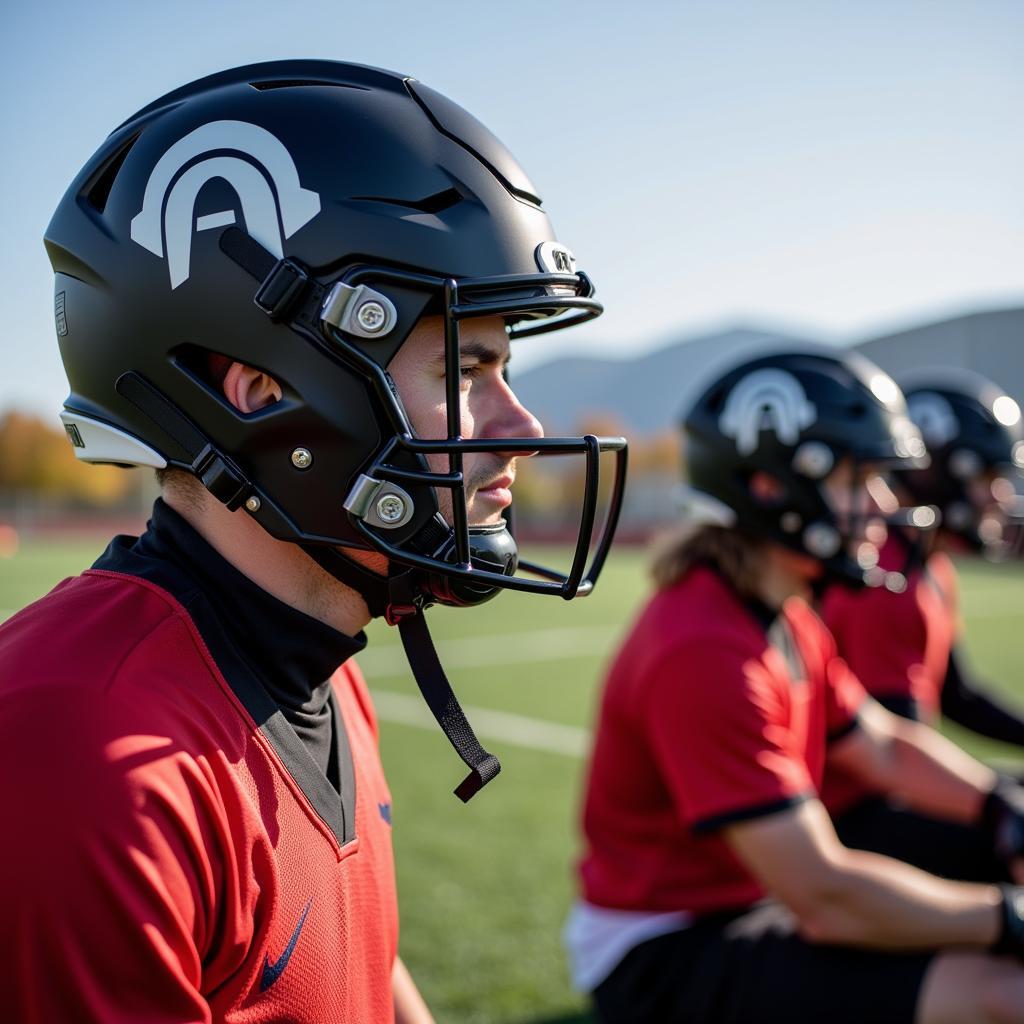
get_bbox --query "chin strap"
[387,571,502,802]
[305,545,501,801]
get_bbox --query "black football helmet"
[897,370,1024,555]
[46,60,627,798]
[681,349,929,585]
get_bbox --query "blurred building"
[512,306,1024,539]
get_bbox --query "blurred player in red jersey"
[822,371,1024,879]
[0,61,626,1023]
[568,351,1024,1024]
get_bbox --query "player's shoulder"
[644,566,756,643]
[616,567,771,690]
[783,593,829,636]
[0,568,219,708]
[782,594,837,661]
[0,570,238,813]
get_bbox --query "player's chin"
[466,503,510,528]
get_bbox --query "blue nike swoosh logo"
[260,898,312,993]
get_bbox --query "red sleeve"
[927,552,962,636]
[0,686,215,1023]
[824,651,869,740]
[820,583,921,701]
[791,599,867,740]
[643,640,815,832]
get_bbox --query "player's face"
[969,468,1015,515]
[822,457,895,543]
[388,315,543,526]
[970,468,1021,548]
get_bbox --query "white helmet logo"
[906,392,958,448]
[130,120,321,289]
[719,369,817,456]
[535,241,577,275]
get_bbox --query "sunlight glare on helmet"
[993,394,1021,427]
[867,372,900,407]
[865,472,899,516]
[911,506,937,529]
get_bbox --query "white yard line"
[371,688,591,758]
[358,624,619,678]
[358,592,1024,682]
[372,688,1024,769]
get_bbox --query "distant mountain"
[512,328,818,437]
[513,308,1024,438]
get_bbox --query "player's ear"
[222,362,282,413]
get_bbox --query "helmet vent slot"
[350,188,463,215]
[82,131,140,213]
[249,78,366,92]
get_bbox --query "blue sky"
[2,0,1022,416]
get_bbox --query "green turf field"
[3,538,1024,1023]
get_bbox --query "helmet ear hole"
[174,345,283,411]
[174,345,233,389]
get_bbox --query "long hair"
[649,522,765,599]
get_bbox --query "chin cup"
[423,523,519,607]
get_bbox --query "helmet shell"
[897,369,1024,549]
[683,349,926,579]
[46,60,565,548]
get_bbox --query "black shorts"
[833,796,1006,883]
[592,901,933,1024]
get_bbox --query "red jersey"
[0,551,398,1021]
[578,566,865,916]
[820,538,958,814]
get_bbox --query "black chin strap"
[387,573,502,802]
[306,546,501,801]
[394,612,502,801]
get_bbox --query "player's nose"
[488,379,544,443]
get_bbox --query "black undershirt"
[94,499,366,790]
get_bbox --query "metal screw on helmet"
[291,447,313,470]
[376,493,407,524]
[910,505,938,529]
[356,301,387,334]
[244,495,261,513]
[344,474,416,530]
[320,282,398,340]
